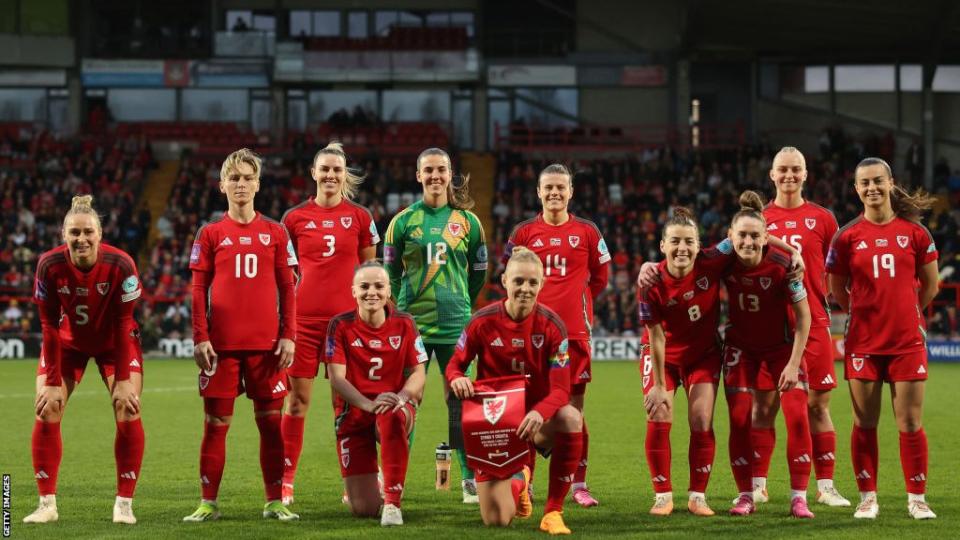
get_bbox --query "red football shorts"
[198,350,288,400]
[569,339,592,388]
[723,343,808,393]
[289,318,330,379]
[334,402,416,478]
[640,344,722,394]
[845,349,928,383]
[756,327,835,391]
[38,341,144,383]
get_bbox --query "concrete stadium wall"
[575,0,684,52]
[579,87,670,125]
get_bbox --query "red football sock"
[851,425,878,492]
[255,414,284,501]
[510,473,525,507]
[781,389,812,491]
[545,431,582,513]
[31,420,62,496]
[377,409,411,507]
[750,427,776,479]
[726,391,754,493]
[688,429,715,493]
[812,430,837,480]
[644,421,672,493]
[899,429,928,495]
[115,419,145,498]
[574,419,589,484]
[281,414,305,486]
[199,422,230,500]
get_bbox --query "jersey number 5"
[75,304,89,325]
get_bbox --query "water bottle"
[435,442,452,490]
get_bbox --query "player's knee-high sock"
[31,420,62,496]
[545,431,583,513]
[573,420,589,486]
[281,414,305,486]
[378,409,410,507]
[644,421,672,493]
[781,389,812,492]
[726,391,754,493]
[255,414,284,501]
[115,418,145,498]
[811,430,837,481]
[750,427,776,480]
[899,429,928,495]
[200,422,230,500]
[851,425,878,493]
[446,396,473,481]
[688,429,715,493]
[510,469,526,506]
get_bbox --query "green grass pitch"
[1,358,956,539]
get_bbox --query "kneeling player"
[26,195,145,525]
[183,148,299,522]
[448,247,583,535]
[327,262,427,526]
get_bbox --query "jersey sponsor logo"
[568,235,580,248]
[369,339,382,348]
[856,241,868,250]
[259,233,271,246]
[511,338,524,347]
[430,227,442,235]
[389,335,402,349]
[897,235,909,248]
[122,275,139,293]
[58,285,70,295]
[76,287,89,296]
[759,277,772,290]
[786,221,797,229]
[305,220,317,229]
[351,338,363,347]
[682,291,694,300]
[490,337,504,347]
[851,356,864,372]
[533,238,544,248]
[550,238,561,246]
[696,277,709,290]
[219,237,233,247]
[483,395,507,425]
[532,334,544,348]
[448,222,463,237]
[740,277,753,286]
[341,216,353,228]
[190,242,202,264]
[805,218,817,230]
[875,238,887,247]
[323,220,334,228]
[767,223,778,231]
[239,236,252,245]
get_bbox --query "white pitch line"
[0,386,196,400]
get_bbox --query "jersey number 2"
[368,357,383,380]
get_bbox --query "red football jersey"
[764,201,838,328]
[326,306,427,397]
[190,213,298,350]
[503,214,610,340]
[446,301,571,421]
[282,198,378,320]
[34,243,143,385]
[725,246,808,352]
[638,244,734,364]
[826,216,938,354]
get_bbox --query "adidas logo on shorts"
[821,374,835,385]
[917,365,926,374]
[273,381,287,394]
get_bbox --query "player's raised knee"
[554,404,582,432]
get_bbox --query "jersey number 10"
[235,253,258,278]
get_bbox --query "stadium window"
[426,12,452,27]
[398,11,422,28]
[933,65,960,92]
[375,11,398,36]
[312,11,341,37]
[252,14,275,32]
[181,89,249,122]
[899,64,922,92]
[107,89,176,121]
[226,10,252,32]
[289,10,311,38]
[514,88,578,128]
[804,66,829,93]
[452,92,474,149]
[382,90,451,122]
[347,11,368,38]
[308,90,378,124]
[0,88,45,121]
[451,12,475,37]
[834,65,895,92]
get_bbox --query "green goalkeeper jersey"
[384,200,488,344]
